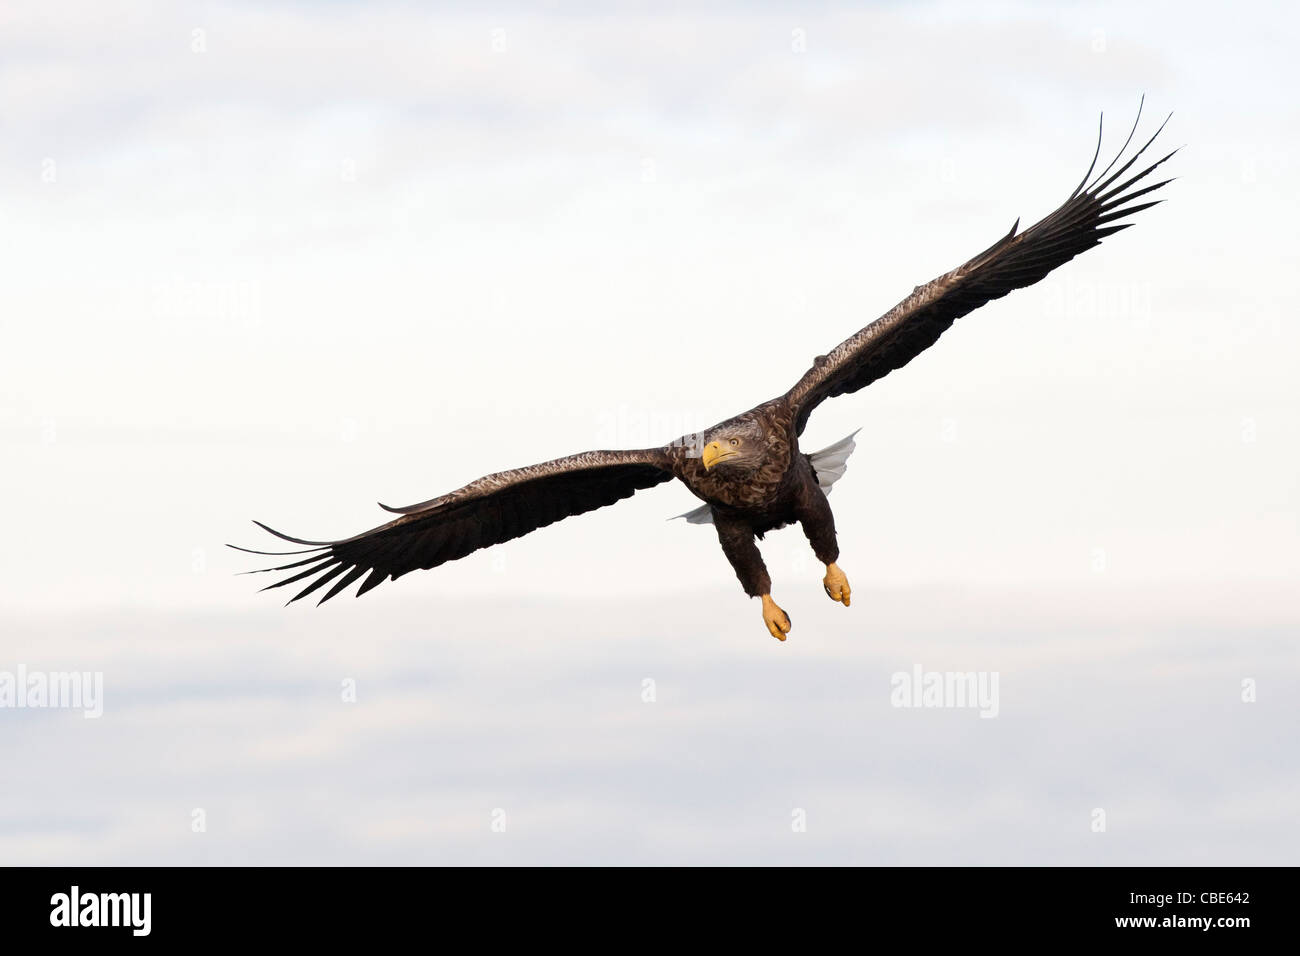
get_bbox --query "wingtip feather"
[252,519,333,547]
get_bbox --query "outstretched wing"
[230,448,675,605]
[785,101,1177,434]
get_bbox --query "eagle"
[232,105,1175,641]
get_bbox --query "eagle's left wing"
[230,447,675,604]
[785,103,1176,435]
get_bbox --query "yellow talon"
[823,563,851,607]
[761,594,792,641]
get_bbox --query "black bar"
[0,866,1281,943]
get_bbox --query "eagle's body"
[234,105,1176,640]
[673,402,795,517]
[667,401,842,632]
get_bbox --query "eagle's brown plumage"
[233,104,1175,637]
[233,449,675,605]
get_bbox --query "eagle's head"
[700,418,767,473]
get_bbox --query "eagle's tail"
[809,428,860,492]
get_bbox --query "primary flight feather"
[232,103,1176,640]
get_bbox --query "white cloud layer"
[2,583,1296,865]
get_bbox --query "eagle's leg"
[797,483,850,607]
[714,514,791,641]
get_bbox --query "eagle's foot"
[823,563,851,607]
[761,594,792,642]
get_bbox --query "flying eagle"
[233,105,1175,641]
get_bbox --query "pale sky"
[1,0,1296,864]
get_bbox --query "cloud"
[1,582,1296,864]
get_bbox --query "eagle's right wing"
[230,447,675,604]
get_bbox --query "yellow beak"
[701,441,735,471]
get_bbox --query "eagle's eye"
[729,438,740,447]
